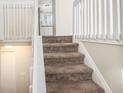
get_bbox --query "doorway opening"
[39,0,56,36]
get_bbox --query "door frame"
[52,0,56,36]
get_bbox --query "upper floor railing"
[73,0,123,44]
[0,1,34,41]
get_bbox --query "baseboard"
[75,40,112,93]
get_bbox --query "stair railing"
[73,0,123,44]
[31,0,46,93]
[0,1,34,41]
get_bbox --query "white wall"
[0,45,32,93]
[82,42,123,93]
[56,0,74,36]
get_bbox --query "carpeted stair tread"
[43,43,79,53]
[44,52,83,58]
[45,64,93,74]
[47,80,104,93]
[43,36,72,43]
[44,53,84,65]
[43,43,78,46]
[45,64,93,82]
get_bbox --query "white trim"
[0,40,31,43]
[0,1,34,4]
[80,39,123,46]
[74,40,113,93]
[0,50,15,52]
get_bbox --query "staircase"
[43,36,104,93]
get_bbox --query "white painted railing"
[0,1,33,41]
[31,0,46,93]
[73,0,123,44]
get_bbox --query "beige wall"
[0,45,32,93]
[56,0,74,36]
[83,42,123,93]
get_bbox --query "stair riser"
[44,56,84,65]
[43,45,78,53]
[46,73,92,82]
[43,36,72,43]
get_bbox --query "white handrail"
[32,0,46,93]
[32,36,46,93]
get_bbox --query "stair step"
[43,36,104,92]
[47,80,104,93]
[44,53,84,65]
[45,64,93,82]
[43,36,72,43]
[43,43,78,53]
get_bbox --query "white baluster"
[94,0,97,39]
[106,0,110,39]
[91,0,93,39]
[77,3,80,39]
[76,5,78,39]
[109,0,114,39]
[117,0,121,40]
[7,3,10,40]
[88,0,91,39]
[85,0,88,39]
[13,3,16,40]
[101,0,105,39]
[98,0,102,39]
[81,0,83,38]
[84,0,87,39]
[87,0,89,39]
[93,0,95,39]
[96,0,99,39]
[104,0,107,40]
